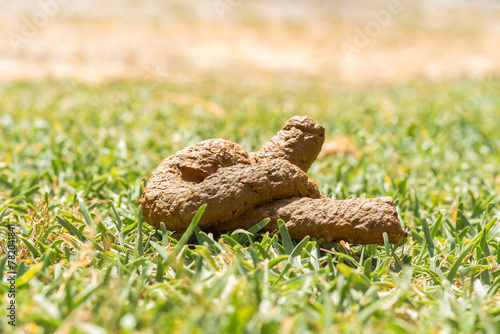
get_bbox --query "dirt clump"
[140,116,407,244]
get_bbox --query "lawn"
[1,77,500,333]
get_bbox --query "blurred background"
[2,0,500,87]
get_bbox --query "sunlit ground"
[1,0,499,87]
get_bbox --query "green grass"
[1,77,500,333]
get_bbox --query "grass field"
[1,77,500,333]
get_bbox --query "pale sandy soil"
[1,0,499,87]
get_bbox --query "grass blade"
[156,256,164,283]
[277,219,294,254]
[289,236,310,264]
[20,237,40,258]
[110,203,123,231]
[487,276,500,298]
[0,208,9,222]
[78,197,94,227]
[3,186,39,208]
[383,232,391,258]
[247,218,270,234]
[56,216,87,242]
[149,240,169,259]
[447,217,498,281]
[160,222,169,247]
[173,204,207,256]
[135,206,144,257]
[431,214,443,238]
[422,218,435,257]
